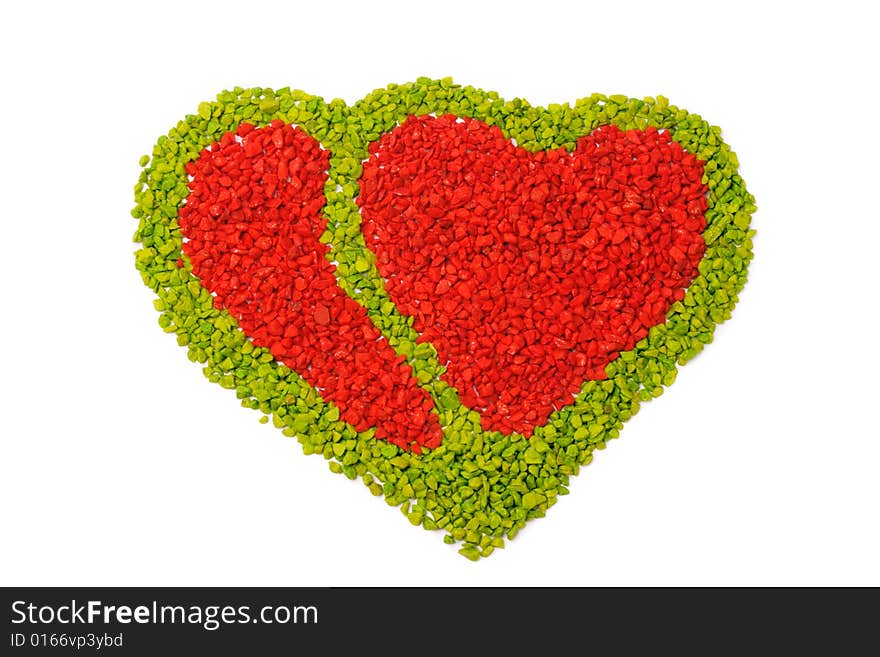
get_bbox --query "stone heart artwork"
[131,79,755,560]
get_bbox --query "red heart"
[358,115,707,436]
[179,121,441,451]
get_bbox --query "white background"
[1,0,878,586]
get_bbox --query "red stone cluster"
[180,121,441,450]
[359,115,706,435]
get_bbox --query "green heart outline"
[131,78,755,559]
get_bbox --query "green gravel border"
[131,78,755,560]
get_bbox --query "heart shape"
[131,80,755,559]
[358,114,707,435]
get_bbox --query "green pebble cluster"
[131,78,755,560]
